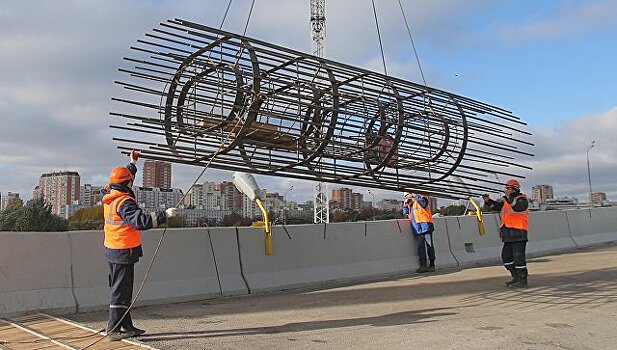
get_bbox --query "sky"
[1,0,616,205]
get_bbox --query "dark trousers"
[107,262,135,331]
[417,233,436,265]
[501,241,527,275]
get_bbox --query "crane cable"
[396,0,437,179]
[370,0,388,76]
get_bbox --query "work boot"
[122,325,146,336]
[428,261,436,272]
[416,262,429,273]
[505,270,518,286]
[106,331,130,341]
[510,271,528,288]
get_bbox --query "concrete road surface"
[70,244,617,349]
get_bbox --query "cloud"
[499,1,617,43]
[0,0,615,207]
[524,106,617,200]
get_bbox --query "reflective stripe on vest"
[499,194,529,230]
[103,193,141,249]
[412,199,433,224]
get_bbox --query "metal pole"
[586,141,595,206]
[367,189,375,221]
[284,185,293,224]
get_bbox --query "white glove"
[130,150,139,165]
[165,207,178,218]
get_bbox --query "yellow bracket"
[467,197,486,236]
[255,198,272,255]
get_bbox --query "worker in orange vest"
[482,179,529,287]
[403,192,435,273]
[100,151,177,340]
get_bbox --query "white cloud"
[524,107,617,199]
[499,0,617,43]
[0,0,615,206]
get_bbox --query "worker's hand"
[165,207,177,218]
[130,150,139,165]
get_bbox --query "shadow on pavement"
[138,307,456,341]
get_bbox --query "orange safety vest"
[500,194,529,230]
[412,198,433,224]
[103,193,141,249]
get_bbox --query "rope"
[83,3,258,348]
[370,0,388,76]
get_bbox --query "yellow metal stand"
[255,198,272,255]
[467,197,486,236]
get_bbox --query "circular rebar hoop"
[111,18,534,199]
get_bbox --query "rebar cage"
[111,18,533,199]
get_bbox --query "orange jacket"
[500,194,529,231]
[412,199,433,224]
[102,189,141,249]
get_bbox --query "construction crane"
[310,0,329,224]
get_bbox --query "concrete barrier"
[207,227,249,296]
[445,214,503,266]
[397,217,459,269]
[3,207,617,317]
[237,220,426,293]
[67,230,110,312]
[567,207,617,247]
[133,228,222,303]
[0,232,75,316]
[527,210,578,256]
[68,228,222,312]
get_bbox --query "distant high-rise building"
[350,192,364,209]
[242,189,267,219]
[590,192,607,204]
[38,171,80,215]
[331,187,352,209]
[133,186,183,209]
[80,184,102,207]
[428,197,438,211]
[142,160,172,188]
[376,199,401,211]
[1,192,22,211]
[220,181,243,213]
[187,182,223,210]
[531,185,554,204]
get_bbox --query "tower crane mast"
[310,0,329,224]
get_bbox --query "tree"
[438,204,466,216]
[220,212,252,227]
[69,206,104,230]
[355,207,375,221]
[166,215,187,228]
[0,198,68,232]
[330,209,348,222]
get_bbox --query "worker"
[402,192,436,273]
[101,150,177,340]
[482,179,529,288]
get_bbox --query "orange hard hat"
[109,166,134,184]
[505,179,521,189]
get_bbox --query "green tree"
[438,204,466,216]
[166,215,187,228]
[220,212,252,226]
[0,198,68,232]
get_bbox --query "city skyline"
[1,1,616,203]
